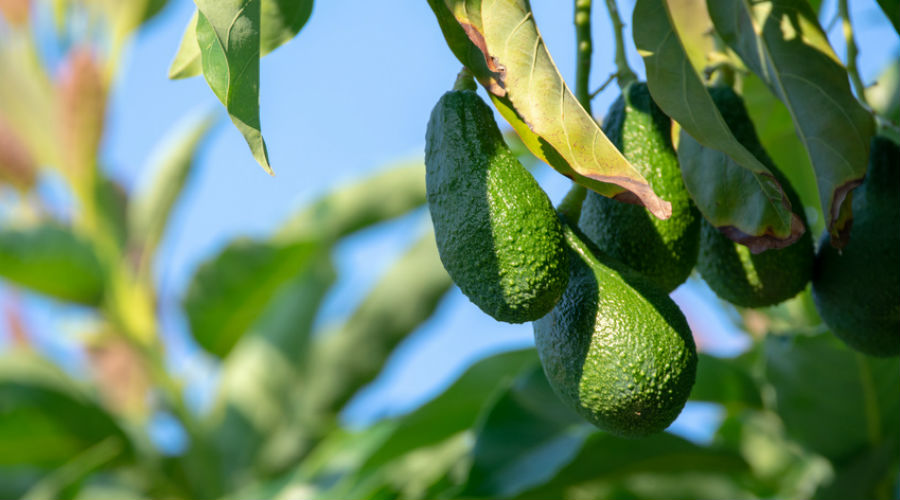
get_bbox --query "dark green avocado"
[579,82,699,293]
[425,90,567,323]
[813,136,900,357]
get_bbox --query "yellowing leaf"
[428,0,671,220]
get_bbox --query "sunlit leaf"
[128,110,217,258]
[741,73,822,234]
[194,0,272,173]
[57,47,106,183]
[301,233,453,421]
[183,238,325,358]
[633,0,800,248]
[0,351,132,467]
[276,162,426,244]
[211,256,335,481]
[708,0,875,247]
[169,0,313,80]
[0,224,104,305]
[426,0,671,220]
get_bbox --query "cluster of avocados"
[424,82,899,438]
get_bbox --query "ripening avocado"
[534,227,697,437]
[690,87,814,308]
[579,82,699,293]
[425,90,567,323]
[813,136,900,357]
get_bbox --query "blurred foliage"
[0,1,898,500]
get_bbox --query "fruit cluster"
[425,85,899,437]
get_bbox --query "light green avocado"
[813,136,900,357]
[690,87,814,308]
[425,90,567,323]
[533,226,697,437]
[579,82,699,293]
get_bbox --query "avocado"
[813,136,900,357]
[579,82,699,293]
[690,87,814,308]
[533,225,697,437]
[425,90,567,323]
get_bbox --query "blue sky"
[2,0,898,446]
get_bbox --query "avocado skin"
[425,90,567,323]
[813,136,900,357]
[695,87,814,308]
[579,82,699,293]
[534,229,697,437]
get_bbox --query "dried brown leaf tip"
[0,0,30,27]
[0,114,36,190]
[58,47,106,180]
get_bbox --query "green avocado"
[691,87,814,308]
[813,136,900,357]
[425,90,567,323]
[579,82,699,293]
[533,226,697,437]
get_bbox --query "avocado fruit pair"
[426,89,697,436]
[813,136,900,357]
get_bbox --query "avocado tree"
[0,0,898,499]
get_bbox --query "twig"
[838,0,869,106]
[575,0,593,112]
[604,0,636,90]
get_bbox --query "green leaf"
[128,110,217,258]
[708,0,876,248]
[183,237,325,358]
[764,333,900,460]
[356,348,539,475]
[691,354,762,410]
[211,255,335,479]
[276,162,426,244]
[169,11,202,79]
[514,431,751,500]
[260,0,313,55]
[741,73,822,234]
[632,0,800,247]
[426,0,671,220]
[0,224,104,305]
[169,0,313,80]
[301,233,453,423]
[0,351,132,468]
[194,0,272,174]
[876,0,900,35]
[462,365,593,498]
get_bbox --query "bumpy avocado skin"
[579,82,699,293]
[695,87,814,308]
[813,136,900,357]
[533,231,697,437]
[425,90,567,323]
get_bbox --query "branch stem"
[575,0,593,113]
[838,0,868,106]
[604,0,636,90]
